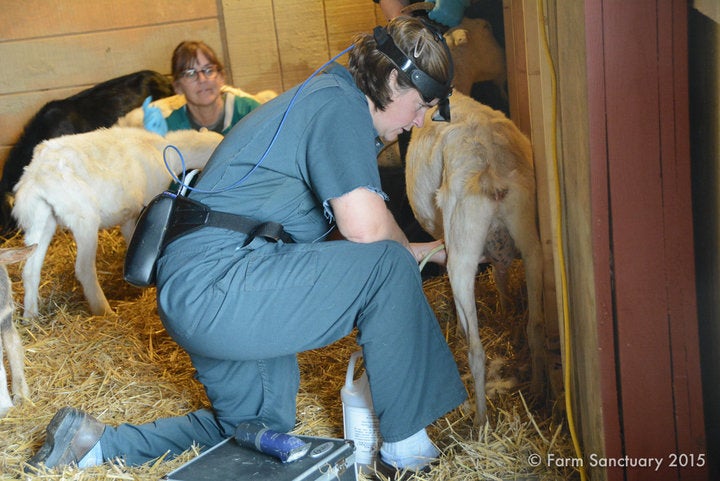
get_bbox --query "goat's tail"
[468,165,511,202]
[10,181,51,239]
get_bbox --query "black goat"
[0,70,174,236]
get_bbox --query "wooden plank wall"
[509,1,707,480]
[593,2,706,479]
[223,0,382,96]
[0,0,384,171]
[503,0,562,398]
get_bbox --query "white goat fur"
[445,18,506,97]
[0,244,36,417]
[406,92,545,424]
[12,127,223,318]
[115,85,278,129]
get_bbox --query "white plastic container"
[341,350,381,470]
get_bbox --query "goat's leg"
[21,205,56,319]
[0,317,12,417]
[73,223,112,316]
[444,196,496,425]
[1,314,29,403]
[501,193,546,398]
[0,363,11,417]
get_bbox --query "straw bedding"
[0,228,578,480]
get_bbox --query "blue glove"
[142,96,168,136]
[427,0,469,28]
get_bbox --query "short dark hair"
[348,17,452,111]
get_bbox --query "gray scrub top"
[170,63,388,250]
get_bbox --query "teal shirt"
[165,93,260,135]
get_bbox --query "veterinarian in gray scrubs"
[27,16,467,479]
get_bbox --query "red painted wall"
[585,1,707,480]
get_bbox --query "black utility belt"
[124,191,292,288]
[167,194,294,247]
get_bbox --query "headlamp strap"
[373,22,454,122]
[373,25,453,103]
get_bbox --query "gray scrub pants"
[99,238,467,465]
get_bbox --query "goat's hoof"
[12,390,30,406]
[473,411,489,430]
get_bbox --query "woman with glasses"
[165,41,260,135]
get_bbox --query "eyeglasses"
[180,65,219,81]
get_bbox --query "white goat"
[406,92,545,424]
[12,127,223,318]
[445,17,507,97]
[115,85,278,129]
[0,244,36,417]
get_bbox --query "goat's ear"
[0,244,37,265]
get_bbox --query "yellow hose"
[537,1,587,479]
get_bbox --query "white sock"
[379,428,439,470]
[77,440,103,468]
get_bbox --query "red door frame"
[585,1,707,480]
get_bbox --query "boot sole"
[27,407,87,469]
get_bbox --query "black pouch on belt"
[124,190,292,288]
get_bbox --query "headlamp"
[373,23,453,122]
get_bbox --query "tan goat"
[444,17,507,97]
[405,92,545,424]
